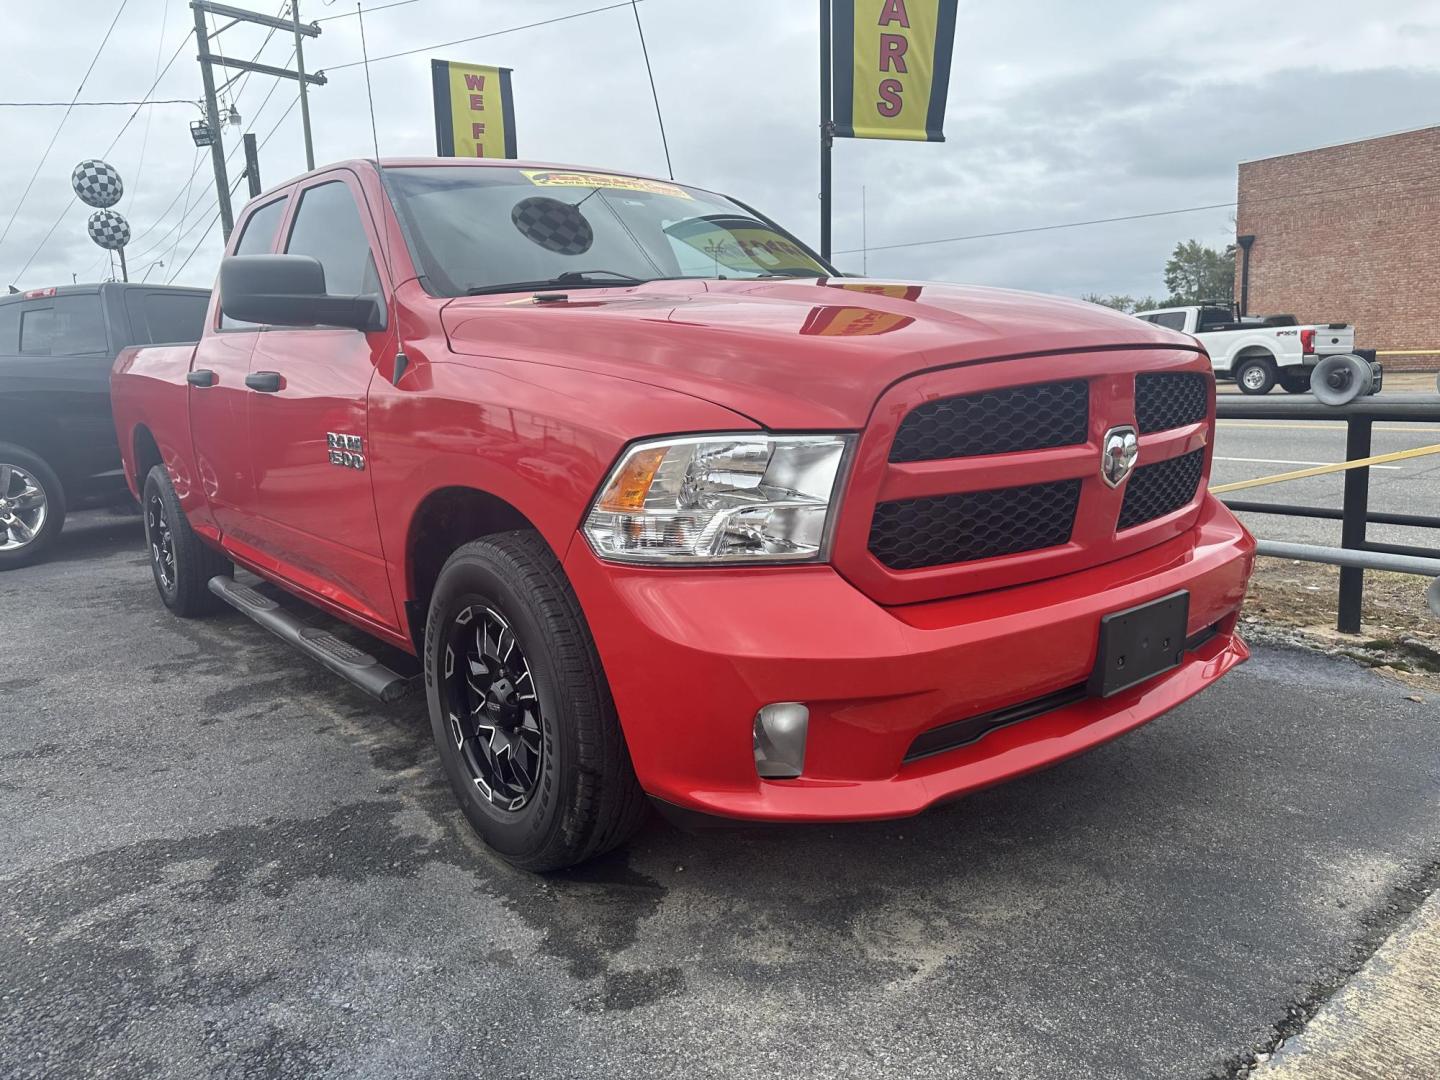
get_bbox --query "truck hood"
[440,278,1195,429]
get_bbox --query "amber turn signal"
[595,446,667,512]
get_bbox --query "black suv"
[0,282,210,569]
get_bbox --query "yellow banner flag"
[431,59,517,158]
[833,0,957,142]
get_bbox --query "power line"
[0,99,198,108]
[322,0,649,71]
[91,36,296,277]
[836,169,1440,257]
[168,93,301,283]
[169,146,205,271]
[836,203,1237,255]
[127,0,174,230]
[315,0,420,20]
[11,27,195,285]
[0,0,132,260]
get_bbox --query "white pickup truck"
[1136,304,1356,394]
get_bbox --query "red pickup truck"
[112,158,1255,870]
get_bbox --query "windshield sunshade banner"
[832,0,957,142]
[431,59,517,159]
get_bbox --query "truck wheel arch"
[132,426,163,492]
[0,412,67,480]
[1234,346,1277,364]
[404,486,545,650]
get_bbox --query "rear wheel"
[424,531,646,871]
[1235,356,1277,395]
[143,464,231,616]
[0,444,66,571]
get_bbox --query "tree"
[1163,240,1235,305]
[1080,293,1161,314]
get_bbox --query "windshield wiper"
[465,270,649,296]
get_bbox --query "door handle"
[186,369,217,387]
[245,371,283,393]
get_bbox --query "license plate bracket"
[1089,590,1190,698]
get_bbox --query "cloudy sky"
[2,0,1437,298]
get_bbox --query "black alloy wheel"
[141,464,231,617]
[441,603,545,812]
[146,489,177,594]
[424,532,647,871]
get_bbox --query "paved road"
[1212,398,1440,552]
[2,513,1438,1079]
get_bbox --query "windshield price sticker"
[521,170,692,200]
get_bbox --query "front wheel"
[143,464,232,616]
[424,532,646,872]
[0,444,66,571]
[1235,357,1277,395]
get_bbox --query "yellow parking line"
[1216,422,1440,432]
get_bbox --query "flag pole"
[819,0,833,263]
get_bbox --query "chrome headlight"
[583,434,852,564]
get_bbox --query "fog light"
[754,703,808,779]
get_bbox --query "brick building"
[1235,126,1440,371]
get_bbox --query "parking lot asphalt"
[2,511,1439,1080]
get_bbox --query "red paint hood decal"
[441,278,1197,429]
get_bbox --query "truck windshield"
[383,166,830,297]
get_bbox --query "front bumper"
[563,495,1255,822]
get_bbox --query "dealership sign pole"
[820,0,958,262]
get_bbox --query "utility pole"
[291,0,315,170]
[190,2,325,237]
[242,133,262,197]
[192,2,234,238]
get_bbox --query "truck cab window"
[20,306,55,354]
[19,296,107,355]
[126,291,210,344]
[1197,307,1235,333]
[284,181,381,297]
[222,196,289,329]
[1152,311,1186,332]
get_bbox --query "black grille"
[869,479,1081,570]
[890,380,1088,463]
[1135,372,1209,433]
[1118,448,1205,529]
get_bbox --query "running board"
[208,576,412,703]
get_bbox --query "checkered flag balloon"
[72,158,124,208]
[87,209,131,251]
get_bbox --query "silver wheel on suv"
[0,463,48,552]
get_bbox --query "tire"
[0,443,66,571]
[1235,356,1277,395]
[1278,369,1312,394]
[424,531,646,872]
[143,464,232,617]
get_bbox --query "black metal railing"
[1214,396,1440,632]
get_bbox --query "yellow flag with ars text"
[431,59,517,158]
[833,0,957,142]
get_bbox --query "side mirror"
[219,254,385,333]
